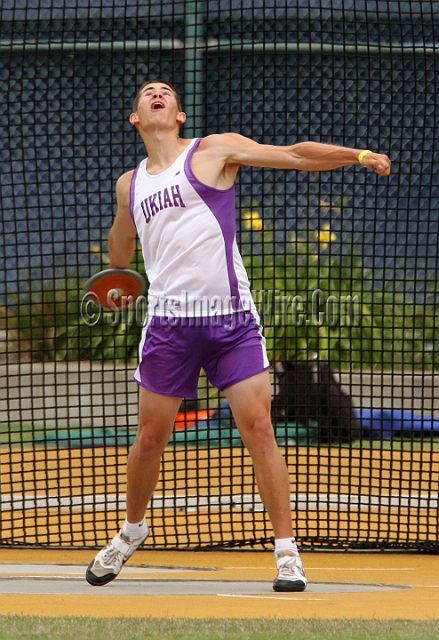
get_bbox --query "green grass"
[0,616,438,640]
[0,423,47,445]
[349,438,439,451]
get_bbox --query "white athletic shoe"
[86,528,149,586]
[273,550,307,592]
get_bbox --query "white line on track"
[305,568,416,571]
[217,594,327,601]
[1,492,437,511]
[224,567,415,571]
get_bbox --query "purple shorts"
[134,312,270,398]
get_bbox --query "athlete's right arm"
[108,171,137,269]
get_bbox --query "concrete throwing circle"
[0,563,411,595]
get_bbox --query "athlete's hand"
[360,152,391,176]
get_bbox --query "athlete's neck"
[140,130,193,175]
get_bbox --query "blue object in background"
[356,408,439,439]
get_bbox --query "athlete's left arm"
[211,132,390,176]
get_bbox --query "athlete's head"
[132,79,183,113]
[130,79,185,132]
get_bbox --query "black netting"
[0,0,438,551]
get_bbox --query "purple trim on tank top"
[129,164,141,222]
[184,138,242,311]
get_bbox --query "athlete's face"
[130,83,186,130]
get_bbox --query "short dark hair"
[132,79,182,112]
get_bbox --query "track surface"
[0,549,437,619]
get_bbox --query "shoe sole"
[273,578,307,592]
[85,560,118,587]
[85,532,149,587]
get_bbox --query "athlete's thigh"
[223,369,272,427]
[137,385,182,444]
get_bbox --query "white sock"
[275,537,299,556]
[122,517,148,541]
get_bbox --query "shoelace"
[102,545,124,566]
[279,557,305,578]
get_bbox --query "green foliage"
[0,243,148,363]
[240,208,439,371]
[0,275,84,362]
[2,218,438,370]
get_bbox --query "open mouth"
[152,101,165,110]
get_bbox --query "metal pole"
[205,41,438,57]
[0,39,184,55]
[1,39,435,58]
[184,1,205,138]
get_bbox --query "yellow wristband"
[358,149,372,164]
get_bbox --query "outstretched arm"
[108,171,137,269]
[205,133,391,176]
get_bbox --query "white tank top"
[129,138,256,317]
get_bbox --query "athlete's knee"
[239,415,275,449]
[134,423,170,455]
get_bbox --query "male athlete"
[86,79,390,591]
